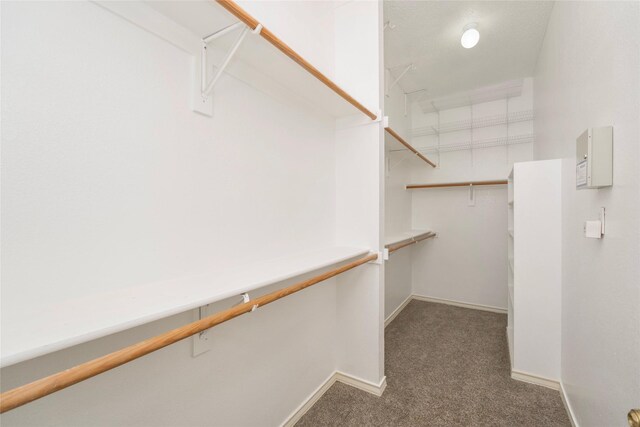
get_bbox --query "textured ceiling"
[384,1,554,98]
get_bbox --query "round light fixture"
[461,23,480,49]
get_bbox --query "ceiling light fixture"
[461,23,480,49]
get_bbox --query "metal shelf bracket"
[238,292,258,312]
[468,183,476,207]
[386,63,415,98]
[200,22,263,101]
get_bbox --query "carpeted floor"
[297,300,570,426]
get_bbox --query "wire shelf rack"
[389,134,534,155]
[411,110,535,137]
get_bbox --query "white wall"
[1,0,336,320]
[534,2,640,425]
[384,69,412,237]
[0,1,382,425]
[383,70,413,321]
[334,0,385,385]
[408,80,533,309]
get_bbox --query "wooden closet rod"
[0,253,378,413]
[406,180,508,189]
[387,240,416,253]
[215,0,377,121]
[384,127,436,167]
[387,232,435,254]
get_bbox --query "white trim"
[511,369,560,390]
[412,294,507,314]
[281,372,386,427]
[335,372,387,397]
[282,372,336,427]
[560,382,579,427]
[506,326,514,369]
[385,294,412,328]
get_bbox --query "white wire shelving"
[414,79,525,113]
[411,110,534,137]
[389,134,534,155]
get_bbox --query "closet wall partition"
[0,1,385,425]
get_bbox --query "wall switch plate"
[584,208,606,239]
[585,221,602,238]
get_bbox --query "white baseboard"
[385,294,507,330]
[281,372,386,427]
[511,369,560,390]
[560,382,579,427]
[282,372,336,427]
[412,294,507,314]
[385,294,413,327]
[334,372,387,397]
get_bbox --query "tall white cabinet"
[507,159,562,387]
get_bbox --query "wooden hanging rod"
[384,127,436,167]
[0,253,378,413]
[386,232,436,253]
[215,0,377,121]
[406,180,508,189]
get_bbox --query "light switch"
[585,221,602,238]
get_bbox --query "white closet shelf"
[385,230,436,254]
[131,0,377,120]
[0,246,369,368]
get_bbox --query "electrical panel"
[576,126,613,189]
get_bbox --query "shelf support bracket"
[197,304,211,338]
[368,251,385,265]
[386,64,414,98]
[201,22,263,101]
[388,150,412,172]
[238,292,258,312]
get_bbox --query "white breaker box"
[576,126,613,189]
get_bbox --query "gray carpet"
[297,300,570,426]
